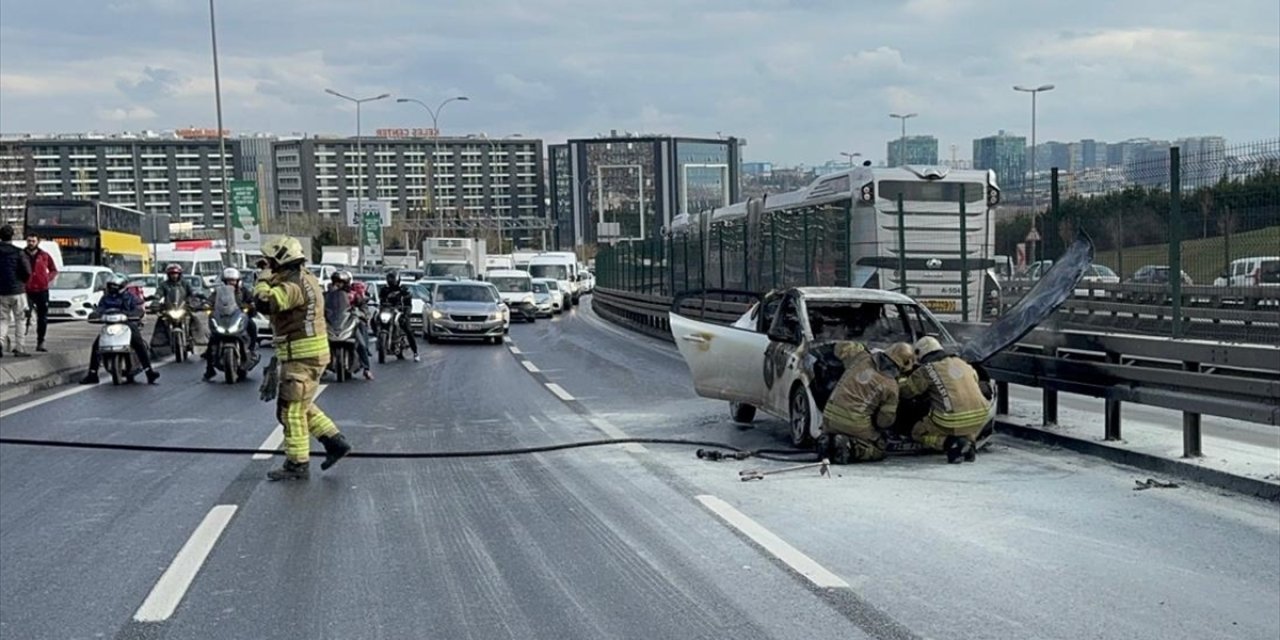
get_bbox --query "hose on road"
[0,436,820,463]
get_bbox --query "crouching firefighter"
[253,236,352,481]
[818,341,915,464]
[901,336,994,464]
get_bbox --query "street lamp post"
[1014,84,1055,264]
[325,89,390,269]
[207,0,233,265]
[840,151,862,167]
[396,96,469,239]
[889,113,917,167]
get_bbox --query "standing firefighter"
[901,336,993,463]
[254,236,352,481]
[819,341,915,464]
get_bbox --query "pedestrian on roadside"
[0,224,32,358]
[23,232,57,352]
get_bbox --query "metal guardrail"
[999,281,1280,344]
[592,287,1280,458]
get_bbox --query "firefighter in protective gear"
[901,336,993,463]
[253,236,352,481]
[819,341,915,464]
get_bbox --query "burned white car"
[670,234,1095,449]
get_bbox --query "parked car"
[1075,264,1120,296]
[49,266,118,321]
[1214,256,1280,288]
[1129,265,1193,286]
[423,281,508,344]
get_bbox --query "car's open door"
[669,289,770,405]
[960,232,1095,363]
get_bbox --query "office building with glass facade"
[547,135,741,250]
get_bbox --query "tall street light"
[889,113,917,166]
[207,0,233,264]
[840,151,862,167]
[1014,83,1054,264]
[325,89,390,268]
[396,96,469,238]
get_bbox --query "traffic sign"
[229,180,260,246]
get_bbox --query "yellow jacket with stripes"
[253,267,329,362]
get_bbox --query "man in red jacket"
[23,233,58,352]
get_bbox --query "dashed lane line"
[132,504,238,622]
[696,495,849,590]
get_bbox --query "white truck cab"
[528,253,579,307]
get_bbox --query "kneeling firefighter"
[901,336,993,463]
[253,236,352,481]
[818,341,915,464]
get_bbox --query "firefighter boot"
[318,434,352,471]
[267,459,310,481]
[945,436,976,464]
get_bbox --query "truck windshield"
[529,264,569,280]
[428,263,474,279]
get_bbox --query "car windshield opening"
[489,277,530,293]
[532,282,549,293]
[53,272,94,289]
[438,286,494,303]
[529,264,569,280]
[806,301,946,345]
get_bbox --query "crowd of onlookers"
[0,224,60,358]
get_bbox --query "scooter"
[372,306,410,364]
[95,312,141,385]
[207,285,259,384]
[324,290,362,382]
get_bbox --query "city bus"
[22,198,152,274]
[673,165,999,320]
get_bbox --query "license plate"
[921,299,957,313]
[459,323,480,331]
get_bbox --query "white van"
[8,240,64,271]
[528,254,578,307]
[1215,256,1280,288]
[156,249,226,286]
[49,265,117,321]
[486,269,538,322]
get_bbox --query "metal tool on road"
[739,459,831,481]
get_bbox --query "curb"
[995,419,1280,502]
[0,351,89,404]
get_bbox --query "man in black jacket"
[0,224,32,358]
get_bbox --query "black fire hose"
[0,436,821,463]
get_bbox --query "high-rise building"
[886,135,939,166]
[548,134,742,250]
[972,130,1027,193]
[274,134,546,248]
[1175,136,1227,160]
[233,135,277,220]
[741,161,773,178]
[0,132,241,227]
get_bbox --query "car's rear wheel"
[730,402,756,424]
[789,385,814,448]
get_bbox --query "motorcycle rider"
[900,336,994,463]
[151,263,196,347]
[817,341,915,464]
[80,275,160,385]
[330,271,374,380]
[377,270,420,362]
[253,236,352,481]
[202,267,260,381]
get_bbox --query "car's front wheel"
[730,402,756,424]
[789,385,814,448]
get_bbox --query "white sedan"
[671,287,968,447]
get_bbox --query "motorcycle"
[324,290,362,382]
[207,285,259,384]
[95,311,141,385]
[155,288,194,362]
[372,305,410,364]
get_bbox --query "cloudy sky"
[1,0,1276,165]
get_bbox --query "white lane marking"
[251,385,327,460]
[521,361,540,373]
[508,346,522,355]
[544,383,575,402]
[696,495,848,590]
[0,360,173,419]
[133,504,238,622]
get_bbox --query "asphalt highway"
[1,298,1276,640]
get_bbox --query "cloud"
[96,105,158,121]
[494,73,554,101]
